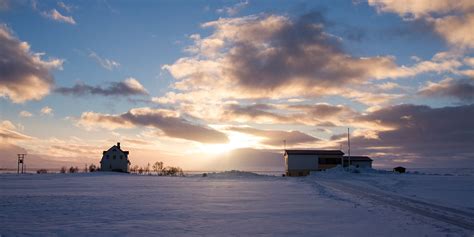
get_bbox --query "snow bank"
[307,166,474,210]
[196,170,270,179]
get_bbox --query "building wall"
[286,169,311,177]
[285,154,318,176]
[318,154,344,170]
[350,161,372,168]
[100,148,129,172]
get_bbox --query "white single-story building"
[284,150,373,176]
[284,150,344,176]
[100,142,130,173]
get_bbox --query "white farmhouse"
[100,142,130,172]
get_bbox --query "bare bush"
[36,169,48,174]
[60,166,67,173]
[69,166,79,173]
[130,165,139,174]
[145,163,150,175]
[162,166,184,176]
[152,161,163,175]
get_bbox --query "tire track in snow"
[315,179,474,231]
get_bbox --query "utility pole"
[340,144,344,168]
[347,128,351,168]
[17,154,26,174]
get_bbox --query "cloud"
[433,13,474,48]
[0,0,9,11]
[77,107,229,144]
[286,103,356,119]
[165,13,397,98]
[221,103,355,126]
[368,0,474,19]
[57,1,75,12]
[348,103,474,166]
[368,0,474,49]
[376,82,403,91]
[222,103,292,124]
[19,110,33,117]
[88,51,120,70]
[217,0,249,16]
[40,106,53,115]
[0,25,62,103]
[465,57,474,67]
[41,9,76,25]
[162,12,460,107]
[55,78,148,97]
[418,78,474,102]
[228,126,320,147]
[0,120,33,140]
[0,137,106,169]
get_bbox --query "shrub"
[162,166,184,176]
[60,166,67,173]
[145,163,150,175]
[69,166,79,173]
[36,169,48,174]
[130,165,139,173]
[88,164,97,172]
[152,161,163,175]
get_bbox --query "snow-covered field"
[1,170,474,236]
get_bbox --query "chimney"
[117,142,120,149]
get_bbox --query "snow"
[1,170,473,236]
[310,167,474,210]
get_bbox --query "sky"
[0,0,473,171]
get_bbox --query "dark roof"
[343,156,373,161]
[103,145,129,155]
[285,149,344,155]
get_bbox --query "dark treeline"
[36,162,184,176]
[129,161,184,176]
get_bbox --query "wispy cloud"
[88,51,120,70]
[77,107,229,144]
[57,1,76,12]
[19,111,33,118]
[217,0,249,16]
[55,78,148,97]
[40,106,53,115]
[0,120,33,140]
[228,126,320,147]
[0,0,9,11]
[41,8,76,25]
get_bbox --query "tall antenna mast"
[340,143,344,168]
[347,128,351,168]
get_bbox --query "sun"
[200,131,262,154]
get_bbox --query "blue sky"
[1,0,473,170]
